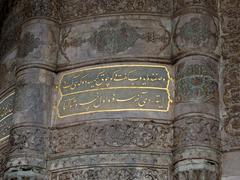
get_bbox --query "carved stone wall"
[0,0,238,179]
[220,0,240,179]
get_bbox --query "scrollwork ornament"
[174,15,218,53]
[174,116,220,149]
[51,167,168,180]
[10,127,46,153]
[176,61,218,103]
[50,120,172,153]
[60,0,172,21]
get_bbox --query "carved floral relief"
[174,116,220,149]
[50,120,172,153]
[51,167,168,180]
[220,0,240,149]
[10,127,46,153]
[59,20,171,65]
[176,60,218,103]
[173,15,218,55]
[60,0,172,21]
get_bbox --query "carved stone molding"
[48,153,172,171]
[173,147,221,164]
[50,120,172,154]
[174,116,220,149]
[60,0,172,22]
[51,167,168,180]
[174,159,219,180]
[174,169,218,180]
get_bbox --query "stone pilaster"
[4,2,59,178]
[173,0,221,179]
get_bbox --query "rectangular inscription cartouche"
[57,64,172,118]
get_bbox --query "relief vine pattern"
[60,0,172,21]
[51,167,168,180]
[50,120,172,153]
[174,15,218,53]
[220,0,240,149]
[176,62,218,103]
[10,127,46,153]
[174,116,220,149]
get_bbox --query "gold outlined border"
[57,64,173,118]
[0,92,15,142]
[0,92,15,122]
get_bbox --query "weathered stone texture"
[58,17,171,67]
[220,0,240,150]
[60,0,172,21]
[50,120,172,154]
[51,167,168,180]
[0,0,238,179]
[220,0,240,179]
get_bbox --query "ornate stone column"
[173,1,221,179]
[4,0,59,179]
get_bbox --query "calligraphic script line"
[61,86,169,96]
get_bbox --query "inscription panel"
[57,64,172,118]
[0,92,14,141]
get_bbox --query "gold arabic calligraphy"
[58,64,172,117]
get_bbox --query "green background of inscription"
[58,64,171,117]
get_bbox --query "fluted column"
[173,0,221,179]
[4,1,59,178]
